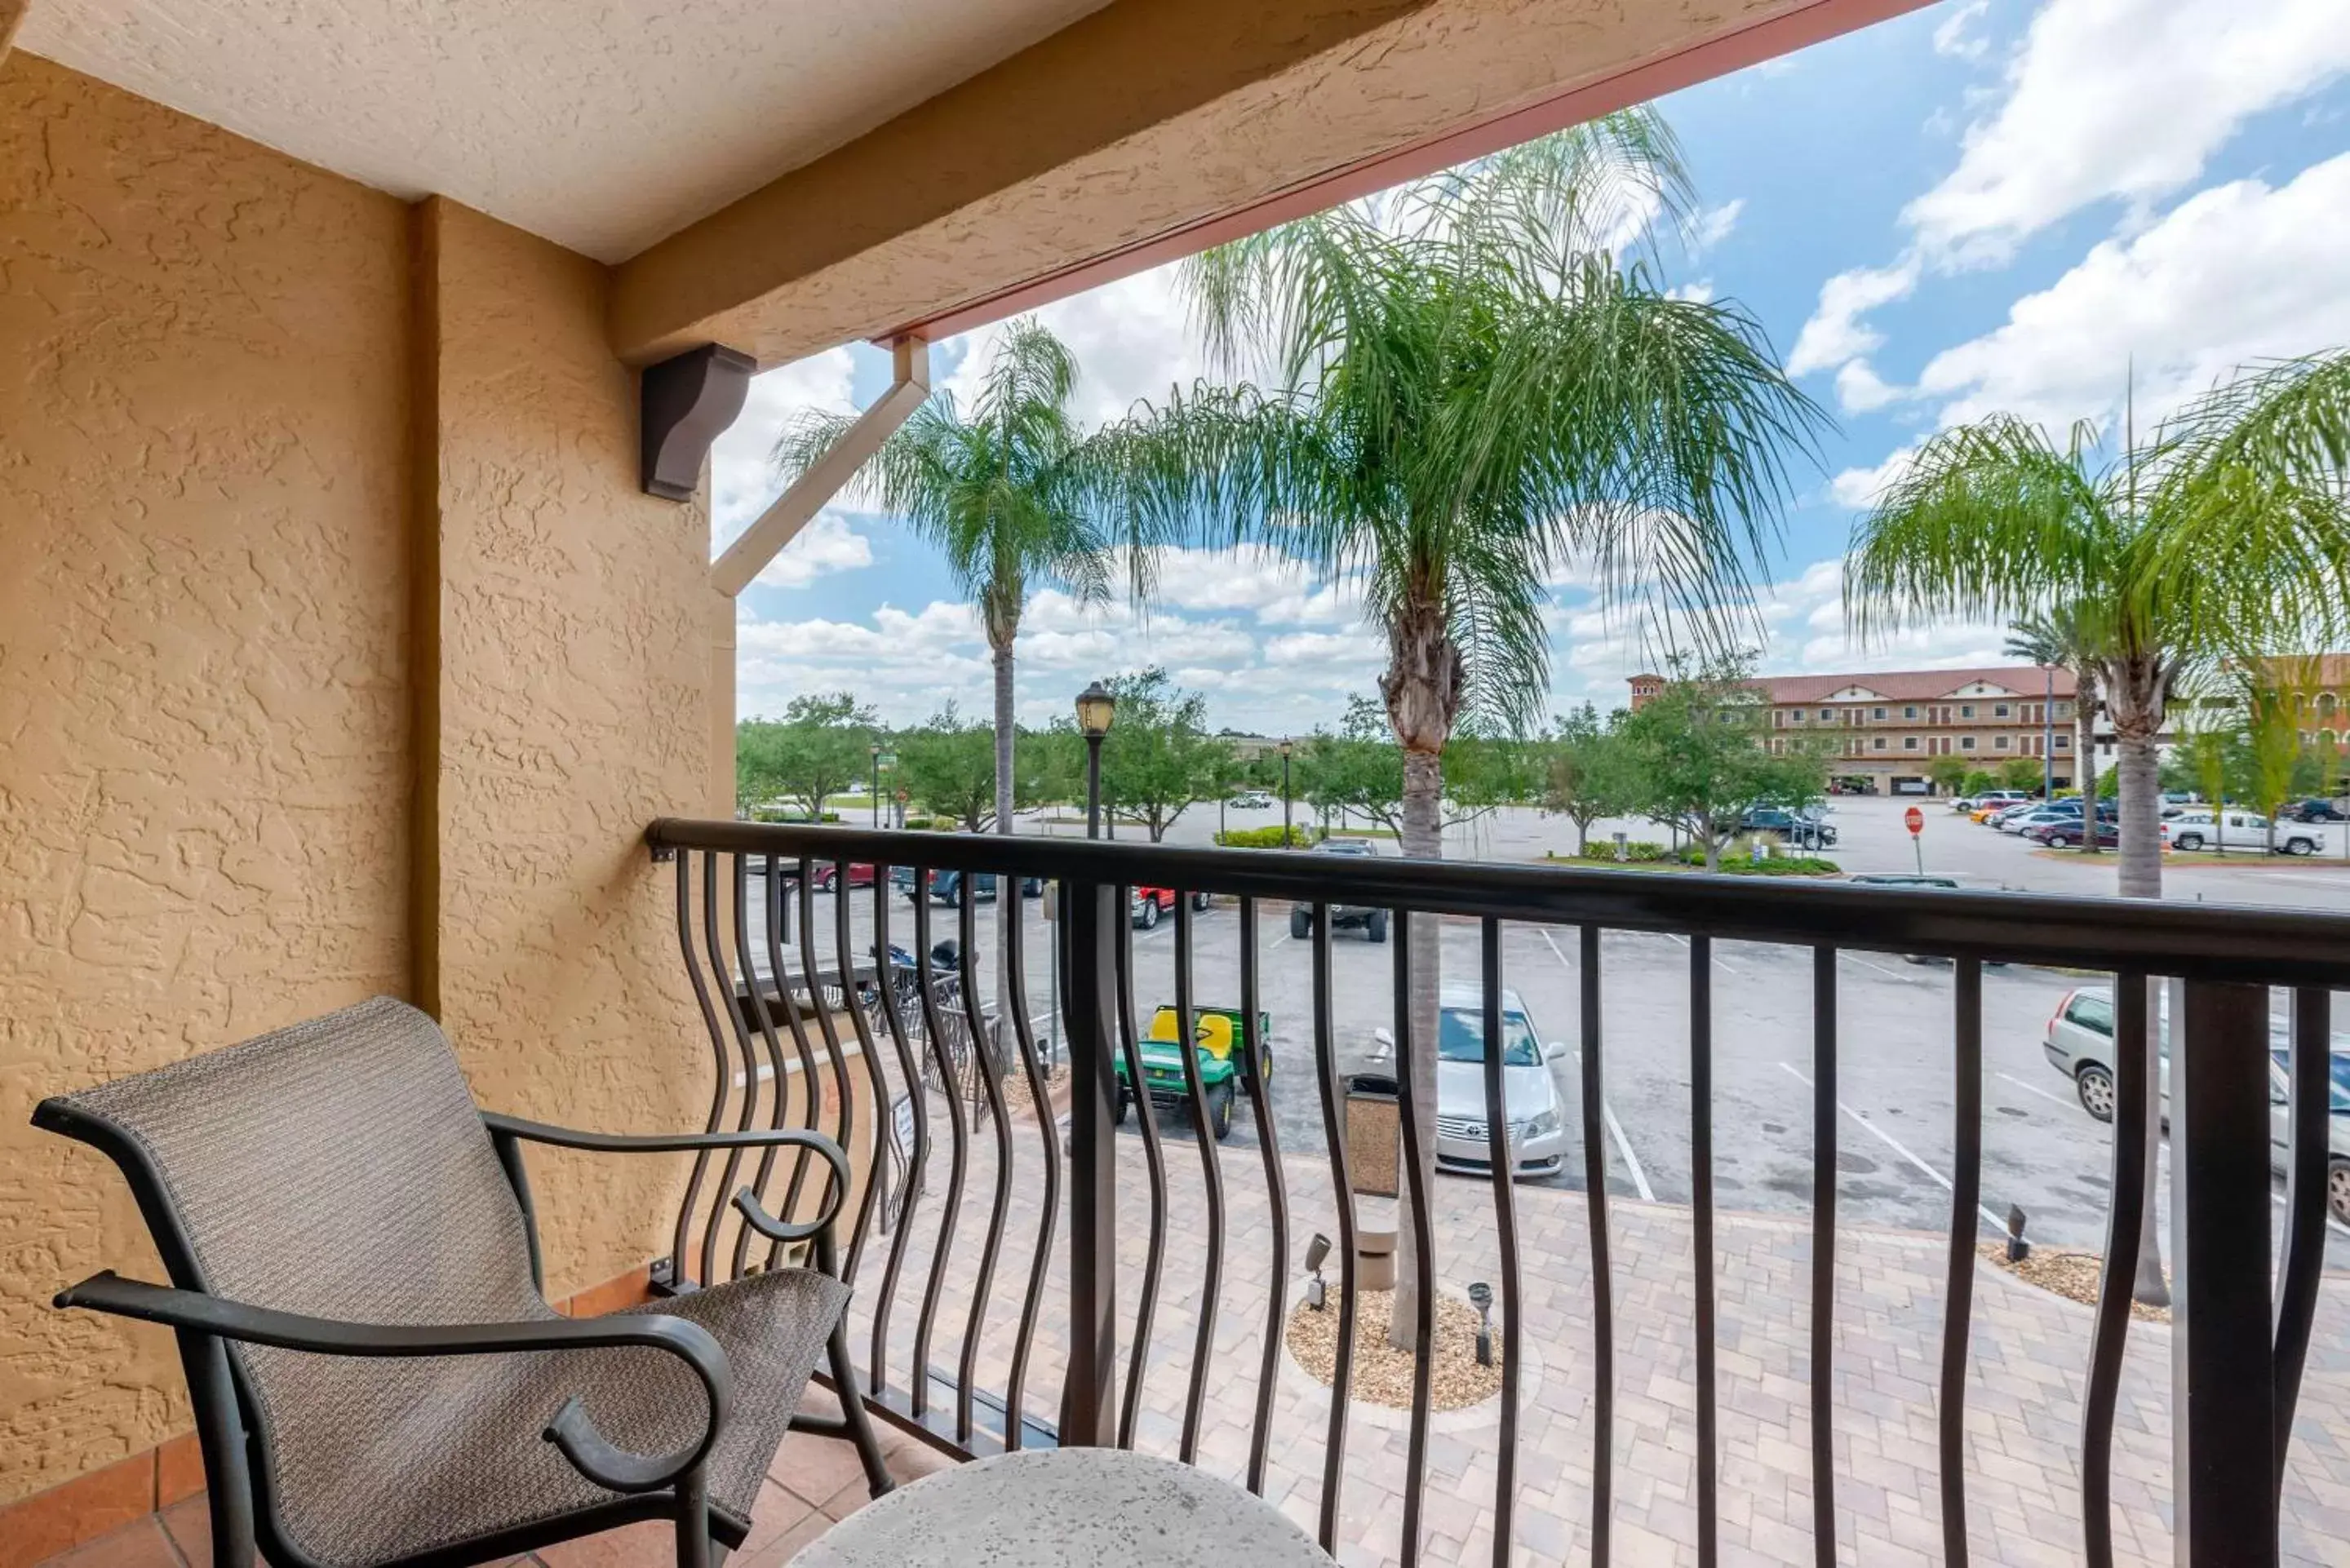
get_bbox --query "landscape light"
[1468,1281,1495,1366]
[1305,1232,1332,1311]
[2006,1203,2031,1263]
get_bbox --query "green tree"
[1925,755,1970,796]
[2240,680,2302,851]
[1615,658,1828,870]
[1119,120,1824,1346]
[1097,668,1226,841]
[1961,768,1998,796]
[896,703,1007,833]
[777,321,1171,1029]
[1541,703,1642,853]
[735,693,876,821]
[1847,355,2350,901]
[1997,755,2045,792]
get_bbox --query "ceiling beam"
[608,0,1931,370]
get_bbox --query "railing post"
[1058,877,1119,1444]
[2170,979,2276,1567]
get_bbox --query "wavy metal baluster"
[1393,910,1434,1568]
[834,862,894,1281]
[727,855,797,1282]
[1168,893,1226,1464]
[752,857,825,1273]
[670,852,731,1287]
[2277,986,2332,1504]
[1810,945,1838,1568]
[1238,897,1289,1496]
[2081,969,2148,1568]
[1940,958,1984,1567]
[1114,893,1168,1450]
[1691,934,1718,1568]
[954,878,1015,1449]
[795,858,856,1251]
[699,852,765,1288]
[867,868,931,1397]
[1000,873,1059,1451]
[909,884,969,1420]
[1488,920,1524,1567]
[1310,902,1356,1554]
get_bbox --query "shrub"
[1680,847,1840,875]
[1216,824,1323,848]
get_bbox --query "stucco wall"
[0,54,412,1501]
[419,198,716,1300]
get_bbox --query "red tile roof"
[1752,665,2074,703]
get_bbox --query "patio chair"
[35,996,893,1568]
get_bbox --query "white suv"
[2042,986,2350,1221]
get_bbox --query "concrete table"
[787,1447,1333,1566]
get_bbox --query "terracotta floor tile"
[33,1519,181,1568]
[531,1520,673,1568]
[769,1432,871,1511]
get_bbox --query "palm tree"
[774,321,1165,1045]
[1848,356,2350,901]
[1117,113,1827,1347]
[2002,605,2104,849]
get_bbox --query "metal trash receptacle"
[1345,1073,1399,1198]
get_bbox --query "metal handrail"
[649,817,2350,984]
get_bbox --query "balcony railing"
[643,817,2350,1568]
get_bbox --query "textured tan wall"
[0,54,412,1501]
[419,198,717,1300]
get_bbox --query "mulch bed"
[1980,1242,2170,1322]
[1285,1287,1505,1411]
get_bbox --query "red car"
[811,862,878,892]
[1128,886,1213,929]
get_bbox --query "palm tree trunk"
[2075,669,2100,854]
[991,636,1017,1075]
[2105,657,2169,1305]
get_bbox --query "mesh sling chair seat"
[36,996,894,1568]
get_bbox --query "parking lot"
[789,798,2350,1269]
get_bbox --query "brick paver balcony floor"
[40,1088,2350,1568]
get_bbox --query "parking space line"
[1533,929,1658,1202]
[1839,951,1916,982]
[1993,1070,2076,1110]
[1779,1061,2002,1231]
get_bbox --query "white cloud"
[1829,443,1922,511]
[1832,359,1904,414]
[1907,0,2350,266]
[752,508,873,588]
[1931,0,1991,61]
[1914,153,2350,433]
[938,261,1209,430]
[1664,279,1717,304]
[1692,197,1745,252]
[1785,258,1921,377]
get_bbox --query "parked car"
[1740,805,1838,848]
[2030,818,2120,849]
[2278,798,2350,823]
[2042,986,2350,1222]
[1229,792,1273,809]
[1846,875,2015,967]
[1961,790,2032,816]
[924,870,1044,903]
[1981,803,2039,828]
[1288,838,1389,941]
[811,862,878,892]
[1128,885,1213,929]
[1998,807,2078,835]
[1370,985,1570,1177]
[2161,810,2326,856]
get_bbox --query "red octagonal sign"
[1904,805,1924,835]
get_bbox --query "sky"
[712,0,2350,735]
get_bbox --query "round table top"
[787,1446,1332,1566]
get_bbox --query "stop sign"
[1904,805,1924,835]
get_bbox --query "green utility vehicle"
[1114,1004,1274,1141]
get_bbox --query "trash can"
[1345,1073,1399,1198]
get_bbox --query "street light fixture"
[1076,680,1116,839]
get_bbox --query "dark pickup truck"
[1739,806,1837,849]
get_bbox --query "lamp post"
[1279,737,1294,847]
[1075,680,1116,840]
[870,742,882,827]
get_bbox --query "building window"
[1818,707,1833,721]
[1903,737,1919,751]
[2054,701,2073,719]
[1993,703,2011,718]
[1959,703,1975,719]
[2055,733,2070,749]
[1873,737,1887,751]
[1773,710,1785,727]
[1789,710,1805,724]
[1995,736,2011,751]
[1902,705,1918,720]
[1960,737,1976,751]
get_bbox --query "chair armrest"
[481,1114,852,1246]
[55,1271,729,1494]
